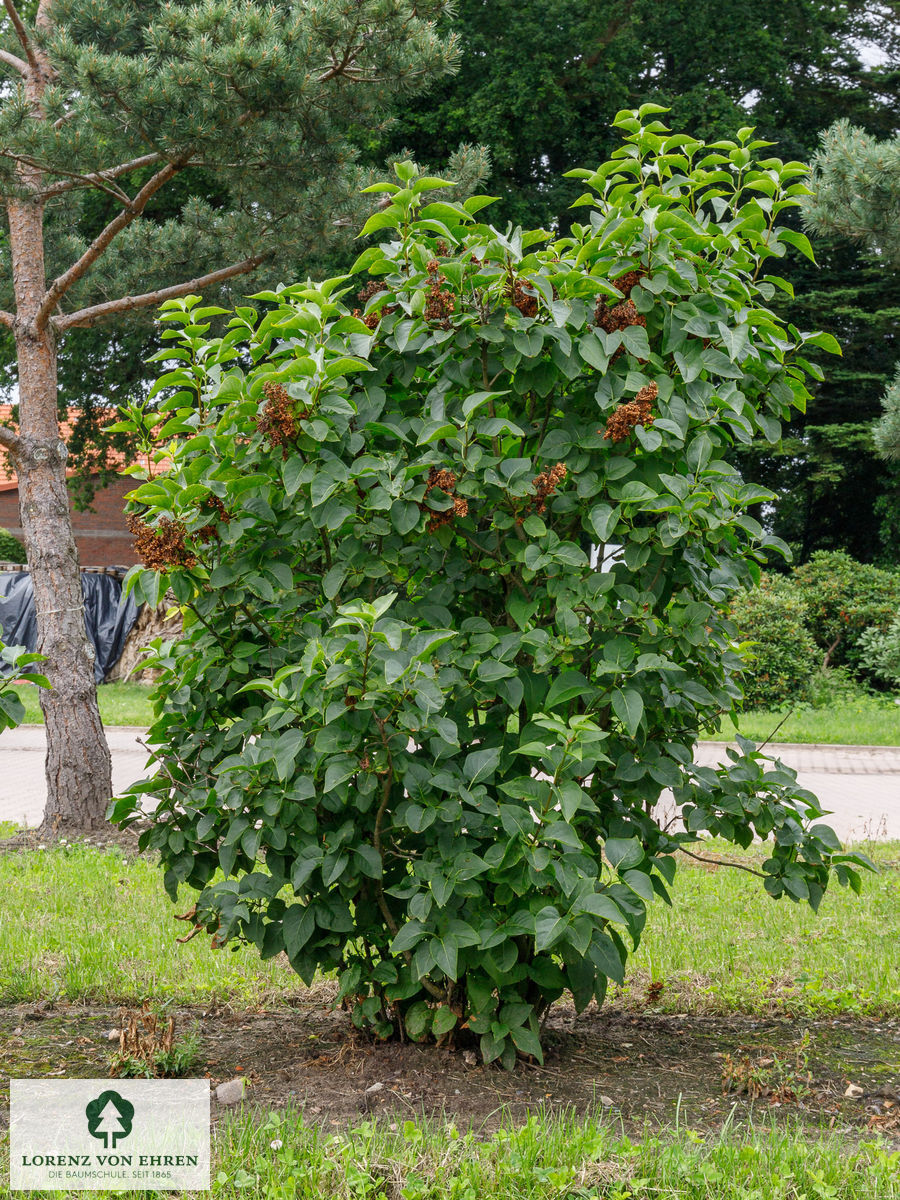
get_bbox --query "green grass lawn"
[3,1110,899,1200]
[11,681,900,745]
[705,694,900,746]
[10,680,154,726]
[3,840,898,1198]
[1,839,896,1017]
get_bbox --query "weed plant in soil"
[1,1110,900,1199]
[0,841,896,1016]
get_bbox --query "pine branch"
[55,255,269,331]
[0,310,14,328]
[34,0,53,31]
[42,153,165,199]
[2,0,38,70]
[0,46,27,75]
[37,161,182,326]
[0,424,21,453]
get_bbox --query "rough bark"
[7,158,113,834]
[105,593,182,683]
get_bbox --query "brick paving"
[0,729,897,841]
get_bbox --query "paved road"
[0,728,897,841]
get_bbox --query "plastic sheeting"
[0,571,140,683]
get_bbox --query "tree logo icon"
[85,1090,135,1149]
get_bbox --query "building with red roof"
[0,404,138,568]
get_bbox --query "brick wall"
[0,476,137,568]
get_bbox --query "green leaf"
[587,503,618,541]
[274,728,305,781]
[546,670,592,709]
[509,1025,543,1063]
[391,499,421,535]
[282,905,315,960]
[390,920,425,955]
[404,1001,433,1040]
[535,905,567,951]
[359,210,401,237]
[611,687,643,736]
[778,228,817,263]
[432,1006,458,1036]
[463,747,502,785]
[604,838,644,871]
[354,844,383,878]
[804,330,842,356]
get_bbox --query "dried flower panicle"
[531,462,567,514]
[603,381,658,443]
[593,271,648,354]
[195,495,231,543]
[420,464,469,531]
[593,297,646,334]
[506,277,538,318]
[353,280,397,330]
[613,270,644,299]
[255,380,308,458]
[127,514,197,570]
[424,260,456,329]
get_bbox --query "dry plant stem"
[678,847,766,878]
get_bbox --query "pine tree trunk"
[7,193,113,835]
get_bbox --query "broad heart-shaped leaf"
[545,670,593,709]
[282,904,315,961]
[463,746,501,785]
[404,1000,433,1040]
[604,837,645,872]
[534,905,567,951]
[274,728,305,781]
[432,1006,458,1036]
[390,920,425,955]
[589,931,626,985]
[587,503,618,541]
[611,687,644,736]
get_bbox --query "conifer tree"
[0,0,458,833]
[804,120,900,464]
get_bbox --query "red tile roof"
[0,404,132,492]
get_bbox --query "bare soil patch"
[1,997,897,1139]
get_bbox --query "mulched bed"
[2,996,897,1138]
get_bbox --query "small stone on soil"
[216,1077,247,1106]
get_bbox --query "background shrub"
[731,575,818,709]
[114,113,869,1069]
[792,550,900,670]
[0,528,26,564]
[857,617,900,688]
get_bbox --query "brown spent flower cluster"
[353,280,397,331]
[421,464,469,531]
[530,462,567,514]
[593,270,647,343]
[195,495,232,543]
[255,380,308,458]
[604,381,658,443]
[127,514,197,570]
[506,277,538,318]
[424,260,456,329]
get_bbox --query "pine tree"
[0,0,459,833]
[804,120,900,465]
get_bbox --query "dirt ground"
[1,995,898,1140]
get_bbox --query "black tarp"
[0,571,140,683]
